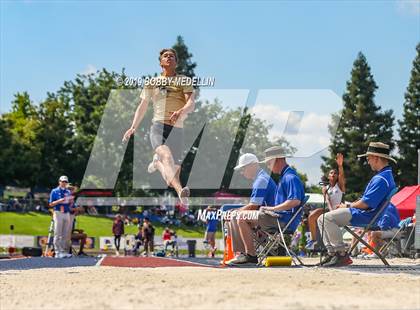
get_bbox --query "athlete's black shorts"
[150,121,184,165]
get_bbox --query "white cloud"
[81,64,97,75]
[250,104,336,158]
[396,0,420,16]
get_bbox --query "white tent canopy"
[306,193,325,205]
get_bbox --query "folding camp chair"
[256,195,310,266]
[378,225,404,258]
[344,188,398,266]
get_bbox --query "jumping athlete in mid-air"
[123,48,195,205]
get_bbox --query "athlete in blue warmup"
[204,206,219,257]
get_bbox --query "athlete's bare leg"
[154,145,184,198]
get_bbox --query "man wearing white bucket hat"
[226,153,277,264]
[318,142,397,267]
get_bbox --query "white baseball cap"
[234,153,259,170]
[59,175,69,182]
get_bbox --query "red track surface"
[100,256,213,268]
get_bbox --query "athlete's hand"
[122,128,135,142]
[169,109,183,124]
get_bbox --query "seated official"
[318,142,396,267]
[227,147,305,265]
[226,153,276,263]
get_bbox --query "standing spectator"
[112,214,124,255]
[204,206,218,258]
[142,217,155,256]
[49,176,72,258]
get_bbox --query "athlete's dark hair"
[159,48,178,62]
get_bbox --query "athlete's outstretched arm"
[122,98,150,142]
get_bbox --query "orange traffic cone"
[221,235,234,265]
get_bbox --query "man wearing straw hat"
[227,147,305,265]
[318,142,396,267]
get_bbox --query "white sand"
[1,258,419,310]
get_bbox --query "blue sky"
[1,0,418,185]
[1,0,419,117]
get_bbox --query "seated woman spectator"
[162,227,177,255]
[162,227,172,250]
[69,206,88,256]
[307,153,346,249]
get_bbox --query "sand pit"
[1,258,419,310]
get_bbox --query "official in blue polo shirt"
[318,142,397,267]
[49,175,73,258]
[228,147,304,265]
[226,153,277,264]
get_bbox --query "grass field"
[0,212,222,248]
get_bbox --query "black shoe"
[322,253,353,267]
[317,254,335,266]
[245,254,258,264]
[77,252,89,257]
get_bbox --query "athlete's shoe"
[179,186,190,205]
[147,154,159,173]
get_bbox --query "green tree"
[173,35,197,78]
[57,69,128,187]
[322,52,395,200]
[0,116,14,185]
[35,93,74,187]
[397,43,420,186]
[1,92,41,186]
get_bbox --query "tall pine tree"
[322,52,395,200]
[397,43,420,186]
[172,35,197,78]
